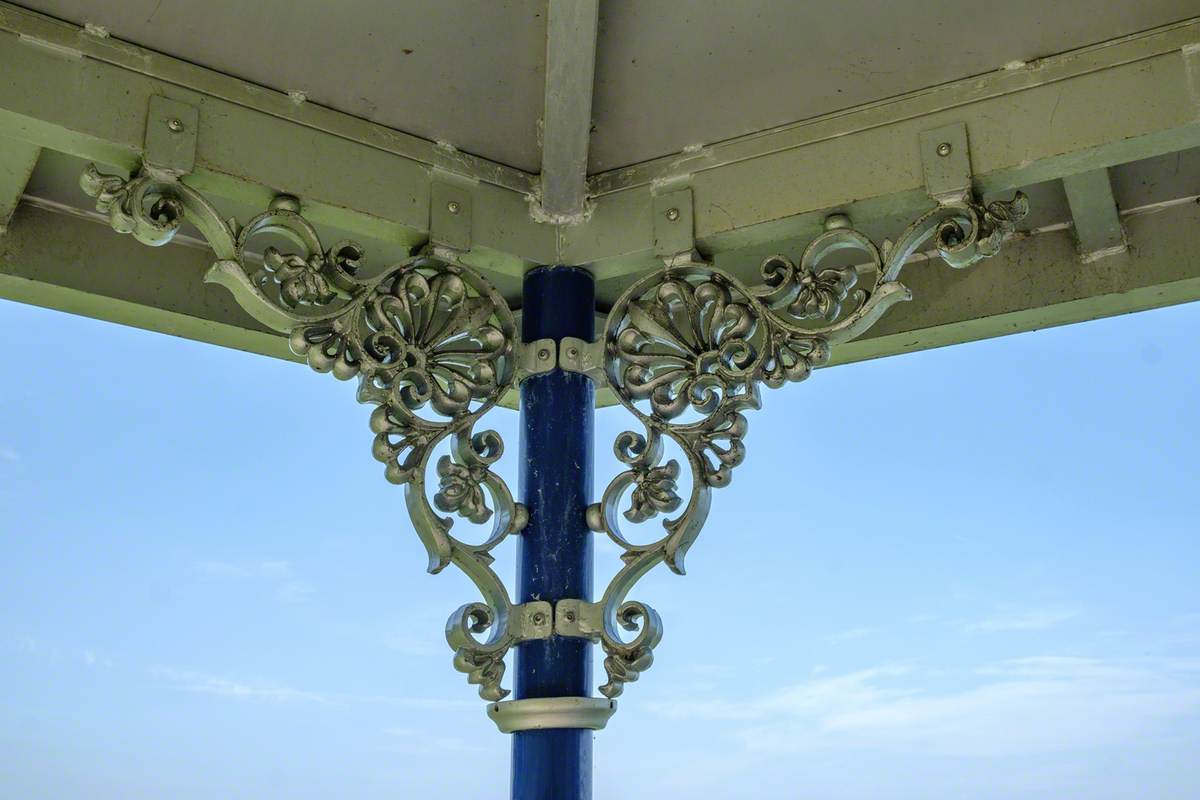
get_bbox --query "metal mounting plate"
[143,96,197,179]
[652,188,694,257]
[919,122,971,203]
[430,180,473,251]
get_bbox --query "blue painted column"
[513,266,595,800]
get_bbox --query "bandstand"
[2,2,1200,797]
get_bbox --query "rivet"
[537,348,551,360]
[567,347,578,359]
[823,213,852,231]
[564,611,576,622]
[665,207,680,221]
[936,142,952,157]
[532,612,546,625]
[447,200,461,215]
[166,118,185,133]
[269,194,301,214]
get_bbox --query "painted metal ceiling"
[14,0,1200,174]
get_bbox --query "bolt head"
[564,611,576,622]
[936,142,952,157]
[665,207,681,221]
[531,612,546,625]
[447,200,461,215]
[166,118,185,133]
[567,347,578,359]
[537,348,551,360]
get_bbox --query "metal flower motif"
[364,271,506,418]
[615,278,760,421]
[762,330,831,388]
[794,266,856,320]
[760,256,858,322]
[625,460,681,523]
[758,254,859,323]
[289,268,508,421]
[434,455,492,524]
[263,247,337,307]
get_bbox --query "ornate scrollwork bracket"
[78,159,1027,717]
[576,192,1030,699]
[78,164,549,702]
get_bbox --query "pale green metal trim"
[1063,168,1127,261]
[0,135,38,232]
[831,199,1200,367]
[6,197,1200,401]
[536,0,600,222]
[0,2,534,194]
[0,2,556,275]
[0,202,296,361]
[488,697,616,733]
[588,17,1200,196]
[570,18,1200,278]
[3,2,1198,280]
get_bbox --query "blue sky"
[1,297,1197,799]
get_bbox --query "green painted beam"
[4,198,1198,410]
[0,135,38,232]
[1063,169,1126,259]
[538,0,600,221]
[3,2,1199,284]
[0,203,296,362]
[0,3,556,275]
[832,200,1200,367]
[572,18,1200,279]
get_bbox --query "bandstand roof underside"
[2,0,1200,397]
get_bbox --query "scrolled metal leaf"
[80,164,532,703]
[587,191,1029,700]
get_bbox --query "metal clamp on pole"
[516,338,558,381]
[516,336,606,385]
[558,336,606,384]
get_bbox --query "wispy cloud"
[81,649,113,668]
[15,638,113,668]
[964,608,1077,633]
[648,656,1200,759]
[195,559,313,603]
[150,667,330,704]
[150,666,472,713]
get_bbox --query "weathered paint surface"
[513,266,595,800]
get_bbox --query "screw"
[532,612,546,625]
[936,142,952,157]
[166,118,185,133]
[564,611,575,623]
[567,347,578,359]
[447,201,461,215]
[665,207,680,221]
[537,348,551,360]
